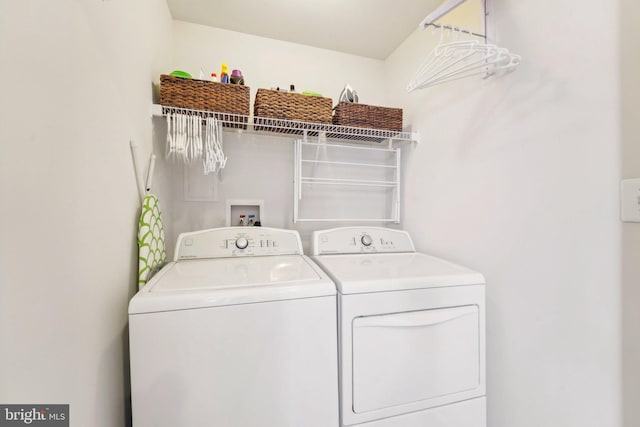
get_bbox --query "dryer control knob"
[361,234,373,247]
[235,237,249,250]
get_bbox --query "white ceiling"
[165,0,446,59]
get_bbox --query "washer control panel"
[311,227,415,255]
[175,227,303,260]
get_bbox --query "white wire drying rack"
[152,104,418,146]
[293,139,401,223]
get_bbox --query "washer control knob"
[361,234,373,247]
[235,237,249,250]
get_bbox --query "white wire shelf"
[152,104,418,144]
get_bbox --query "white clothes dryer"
[129,227,339,427]
[311,227,486,427]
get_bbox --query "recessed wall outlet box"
[621,178,640,222]
[226,199,264,227]
[183,164,219,202]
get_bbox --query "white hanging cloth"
[407,35,520,92]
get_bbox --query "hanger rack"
[408,0,520,91]
[420,23,485,40]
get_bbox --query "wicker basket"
[253,89,332,132]
[332,102,403,132]
[159,74,250,129]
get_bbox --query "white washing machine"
[129,227,339,427]
[311,227,486,427]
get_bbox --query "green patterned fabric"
[138,194,166,289]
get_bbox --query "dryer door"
[352,305,480,413]
[339,284,485,426]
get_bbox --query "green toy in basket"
[169,70,192,79]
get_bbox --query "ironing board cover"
[138,194,166,289]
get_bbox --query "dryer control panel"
[174,227,303,260]
[311,227,416,255]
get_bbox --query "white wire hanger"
[407,32,521,92]
[407,0,521,92]
[203,116,227,174]
[165,112,226,175]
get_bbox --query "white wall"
[0,1,172,425]
[385,0,622,426]
[621,1,640,426]
[163,21,389,254]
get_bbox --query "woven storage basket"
[332,102,403,132]
[159,74,250,129]
[253,89,332,132]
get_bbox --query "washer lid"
[129,255,335,314]
[312,252,484,294]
